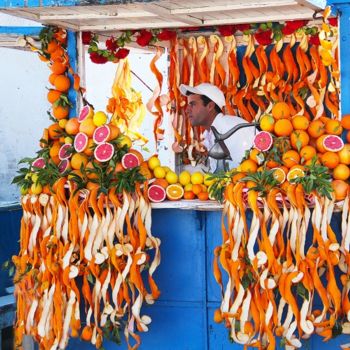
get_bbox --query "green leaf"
[296,282,309,301]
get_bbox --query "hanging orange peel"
[214,181,350,349]
[13,182,161,350]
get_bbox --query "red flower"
[218,25,236,36]
[157,30,177,41]
[82,31,93,45]
[328,17,338,27]
[282,20,308,35]
[89,52,108,64]
[115,48,130,59]
[106,37,119,52]
[309,34,320,46]
[254,29,273,46]
[136,30,153,47]
[235,24,251,32]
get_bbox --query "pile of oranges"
[238,101,350,201]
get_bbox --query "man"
[179,83,256,171]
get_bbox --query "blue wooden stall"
[1,0,350,349]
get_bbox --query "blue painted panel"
[0,26,41,35]
[0,208,21,296]
[66,303,206,350]
[67,30,78,118]
[151,209,206,302]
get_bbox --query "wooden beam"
[171,1,298,15]
[137,3,203,25]
[39,10,155,21]
[296,0,325,10]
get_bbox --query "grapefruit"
[94,142,114,162]
[323,135,344,152]
[166,184,184,200]
[58,159,70,173]
[32,157,46,169]
[121,153,141,169]
[253,131,273,152]
[93,125,110,144]
[74,132,89,153]
[148,184,166,203]
[58,144,72,160]
[78,105,94,123]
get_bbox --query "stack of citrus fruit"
[239,101,350,201]
[145,156,214,202]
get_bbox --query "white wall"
[0,47,50,203]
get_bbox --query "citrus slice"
[121,152,140,169]
[272,167,286,184]
[58,144,72,160]
[323,135,344,152]
[287,167,305,182]
[93,125,110,144]
[94,142,114,162]
[148,184,166,203]
[32,157,46,169]
[166,184,184,200]
[78,105,94,122]
[74,132,88,153]
[58,159,70,173]
[253,131,273,152]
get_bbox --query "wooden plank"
[171,1,298,15]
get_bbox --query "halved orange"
[166,184,184,200]
[272,167,286,184]
[287,166,305,182]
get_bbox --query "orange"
[49,141,61,158]
[331,179,349,201]
[47,89,62,103]
[79,118,96,137]
[321,151,340,169]
[40,128,49,148]
[49,73,58,85]
[48,123,63,140]
[71,153,88,170]
[113,162,124,174]
[83,138,95,156]
[272,102,290,120]
[290,130,309,150]
[282,150,300,168]
[266,159,280,168]
[304,158,320,166]
[239,159,258,173]
[85,162,99,180]
[325,119,343,135]
[68,169,84,180]
[46,40,58,54]
[128,149,144,163]
[232,173,246,183]
[341,115,350,130]
[139,164,152,180]
[347,131,350,143]
[192,184,203,195]
[274,119,293,137]
[307,120,325,138]
[316,134,328,153]
[197,192,209,201]
[249,149,263,164]
[292,115,309,130]
[287,166,305,182]
[153,178,169,189]
[65,117,80,135]
[108,124,120,141]
[259,114,275,132]
[50,61,67,75]
[54,75,70,92]
[333,164,350,180]
[50,47,65,61]
[213,309,223,323]
[183,191,196,200]
[166,184,184,200]
[272,167,286,184]
[53,105,69,120]
[300,145,317,161]
[338,144,350,165]
[86,181,100,191]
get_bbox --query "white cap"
[179,83,226,110]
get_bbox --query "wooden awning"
[0,0,325,33]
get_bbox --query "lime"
[179,171,191,186]
[154,166,166,179]
[165,171,178,184]
[93,111,108,127]
[148,156,161,170]
[191,172,204,185]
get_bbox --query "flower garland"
[82,19,337,64]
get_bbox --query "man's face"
[186,94,210,127]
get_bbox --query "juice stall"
[1,0,350,349]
